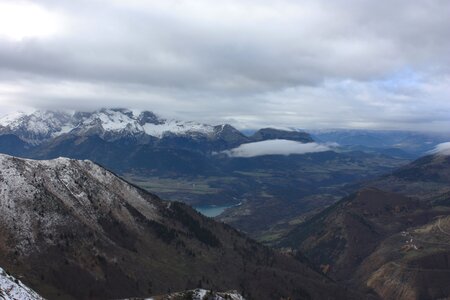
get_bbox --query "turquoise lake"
[194,204,234,217]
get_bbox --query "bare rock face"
[0,154,356,300]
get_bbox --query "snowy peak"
[0,108,217,143]
[71,108,147,138]
[0,111,74,144]
[0,267,43,300]
[74,108,216,139]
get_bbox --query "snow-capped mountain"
[71,109,219,141]
[0,267,43,300]
[0,109,220,144]
[0,108,316,177]
[0,111,74,144]
[0,108,314,147]
[0,109,315,167]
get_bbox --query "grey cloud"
[0,0,449,130]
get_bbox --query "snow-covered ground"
[0,267,43,300]
[189,289,245,300]
[138,289,245,300]
[142,120,214,138]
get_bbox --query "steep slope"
[0,154,358,300]
[357,215,450,300]
[0,267,43,300]
[278,148,450,299]
[279,188,439,280]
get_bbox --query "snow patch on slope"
[144,289,245,300]
[142,120,214,138]
[222,140,336,157]
[0,267,43,300]
[191,289,245,300]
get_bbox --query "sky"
[0,0,449,131]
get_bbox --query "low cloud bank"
[429,142,450,156]
[223,140,337,158]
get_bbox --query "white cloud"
[222,140,336,157]
[429,142,450,156]
[0,2,64,41]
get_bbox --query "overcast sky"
[0,0,449,131]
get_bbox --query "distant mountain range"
[0,108,312,149]
[0,109,316,176]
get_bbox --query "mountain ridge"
[275,150,450,299]
[0,109,312,147]
[0,153,359,300]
